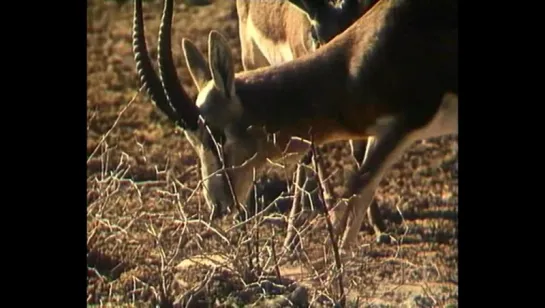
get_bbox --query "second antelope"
[132,0,458,249]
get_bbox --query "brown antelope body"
[132,0,458,249]
[236,0,379,172]
[236,0,389,243]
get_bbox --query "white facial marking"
[195,82,215,108]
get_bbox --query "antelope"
[236,0,363,70]
[236,0,390,243]
[132,0,458,250]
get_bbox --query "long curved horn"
[133,0,179,123]
[158,0,200,131]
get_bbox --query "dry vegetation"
[87,0,458,306]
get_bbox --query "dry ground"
[87,0,458,306]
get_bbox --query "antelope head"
[133,0,309,218]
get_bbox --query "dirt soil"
[87,1,458,307]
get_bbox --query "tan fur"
[230,2,398,150]
[236,0,316,69]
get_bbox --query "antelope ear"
[182,38,212,92]
[208,30,235,98]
